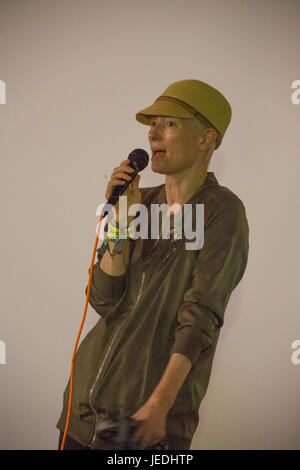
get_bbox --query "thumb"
[131,174,141,186]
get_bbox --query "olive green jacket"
[56,172,249,449]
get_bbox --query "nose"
[148,121,163,142]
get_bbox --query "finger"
[120,158,131,165]
[129,175,139,190]
[109,178,128,188]
[105,181,126,198]
[112,171,133,182]
[131,174,140,186]
[118,164,136,174]
[114,159,130,170]
[131,177,141,197]
[105,179,126,199]
[111,168,133,181]
[118,159,135,168]
[147,437,162,449]
[112,165,135,178]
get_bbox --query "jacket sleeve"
[85,254,127,318]
[85,187,153,317]
[169,199,249,367]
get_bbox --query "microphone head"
[128,148,149,171]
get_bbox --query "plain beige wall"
[0,0,299,450]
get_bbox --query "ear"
[198,128,218,151]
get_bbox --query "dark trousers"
[58,431,191,450]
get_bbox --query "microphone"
[100,148,149,218]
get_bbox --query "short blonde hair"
[192,117,217,150]
[192,117,207,133]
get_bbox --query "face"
[148,116,203,175]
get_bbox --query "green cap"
[136,79,232,149]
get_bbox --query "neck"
[164,166,208,209]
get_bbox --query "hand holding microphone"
[101,148,149,225]
[105,159,142,225]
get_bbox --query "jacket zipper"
[88,270,146,448]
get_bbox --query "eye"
[150,120,175,127]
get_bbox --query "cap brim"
[136,100,195,125]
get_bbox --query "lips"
[152,150,166,158]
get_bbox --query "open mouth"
[152,150,166,158]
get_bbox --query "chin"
[151,163,165,174]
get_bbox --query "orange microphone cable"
[60,214,104,450]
